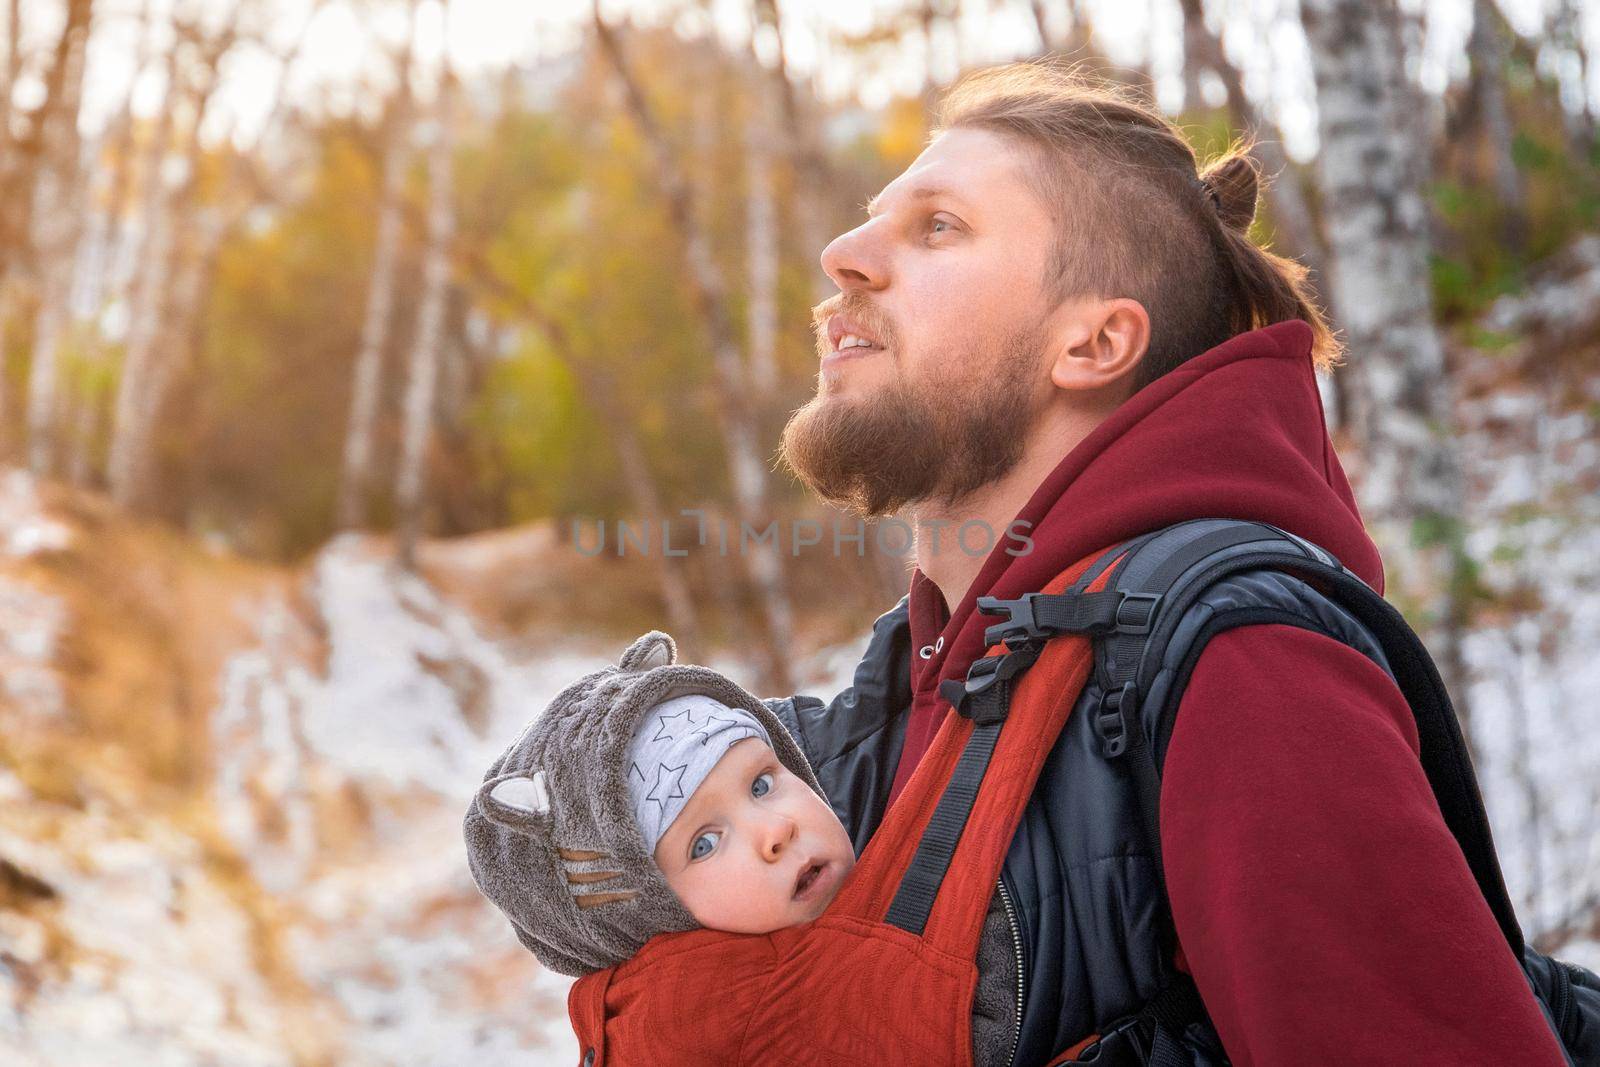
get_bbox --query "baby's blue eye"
[751,771,774,798]
[690,830,720,860]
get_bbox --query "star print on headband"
[625,695,776,855]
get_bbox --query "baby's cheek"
[687,869,788,933]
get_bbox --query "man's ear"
[1047,297,1150,396]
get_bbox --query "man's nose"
[756,812,798,862]
[820,222,887,292]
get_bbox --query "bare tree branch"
[592,4,796,689]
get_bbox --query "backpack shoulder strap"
[979,518,1523,957]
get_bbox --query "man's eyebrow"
[864,185,966,219]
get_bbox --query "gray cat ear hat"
[463,631,823,977]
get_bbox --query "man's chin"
[789,376,944,507]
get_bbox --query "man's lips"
[820,344,883,371]
[825,312,887,354]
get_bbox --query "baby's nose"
[759,816,797,860]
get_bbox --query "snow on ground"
[0,475,309,1065]
[0,473,69,719]
[0,575,66,721]
[0,471,73,560]
[203,531,879,1066]
[210,533,612,1065]
[0,801,298,1066]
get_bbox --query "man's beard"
[779,323,1045,517]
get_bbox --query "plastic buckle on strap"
[976,593,1043,649]
[938,645,1041,725]
[1095,681,1140,759]
[1114,593,1163,636]
[979,590,1163,645]
[1069,1013,1149,1065]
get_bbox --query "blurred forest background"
[0,0,1596,1063]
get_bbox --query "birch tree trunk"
[108,19,235,509]
[1464,0,1527,249]
[753,0,834,306]
[1301,0,1474,722]
[1,0,93,457]
[67,2,152,485]
[25,0,94,475]
[395,69,456,570]
[1028,0,1053,51]
[1181,3,1207,113]
[106,43,181,507]
[0,0,91,278]
[610,400,703,653]
[106,152,183,509]
[0,0,17,162]
[594,8,795,691]
[743,75,779,401]
[339,26,415,530]
[25,146,91,476]
[71,136,127,392]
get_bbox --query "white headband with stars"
[626,693,772,857]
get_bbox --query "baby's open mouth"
[793,861,825,899]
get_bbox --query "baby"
[463,631,1016,1063]
[462,630,857,975]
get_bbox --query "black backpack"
[943,518,1600,1064]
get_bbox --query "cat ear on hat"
[475,769,552,832]
[618,631,676,672]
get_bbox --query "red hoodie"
[891,321,1566,1064]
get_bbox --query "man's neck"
[909,409,1103,612]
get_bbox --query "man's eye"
[690,830,721,861]
[751,771,774,798]
[929,216,954,235]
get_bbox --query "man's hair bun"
[1198,153,1260,233]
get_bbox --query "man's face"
[780,126,1058,515]
[653,738,857,934]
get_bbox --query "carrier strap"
[885,644,1042,935]
[881,716,1003,936]
[882,554,1122,939]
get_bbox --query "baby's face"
[652,738,856,933]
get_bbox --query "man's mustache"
[810,294,898,354]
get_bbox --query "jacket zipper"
[996,875,1026,1067]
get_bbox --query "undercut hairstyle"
[934,61,1339,389]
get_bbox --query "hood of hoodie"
[893,320,1383,801]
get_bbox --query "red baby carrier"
[566,549,1117,1067]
